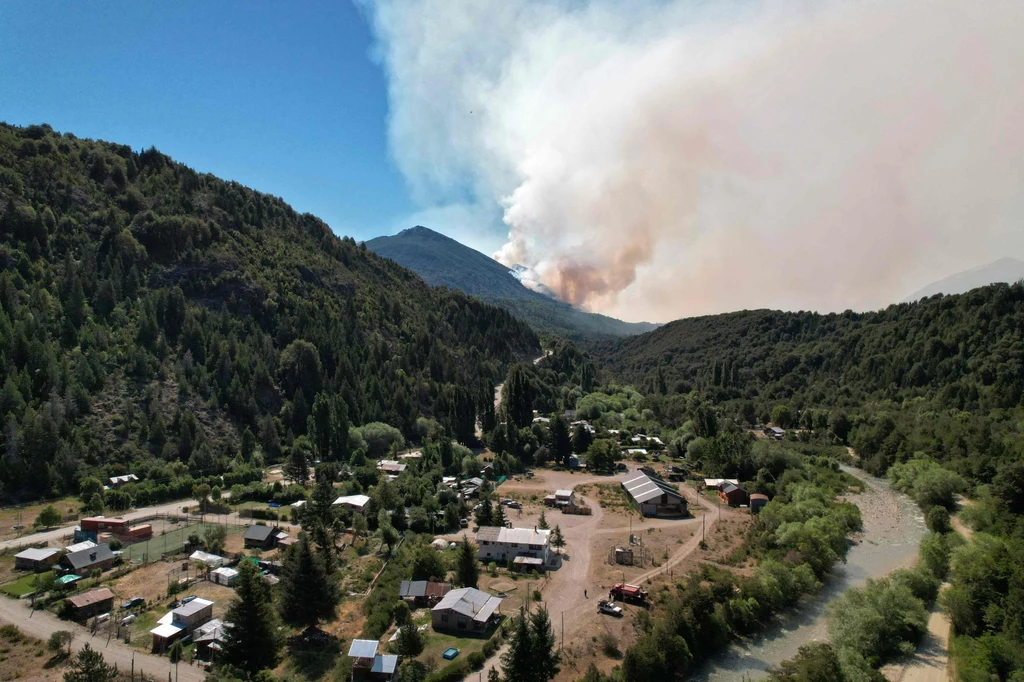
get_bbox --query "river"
[692,466,927,681]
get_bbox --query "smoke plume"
[362,0,1024,322]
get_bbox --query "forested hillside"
[0,122,539,502]
[367,226,659,340]
[596,287,1024,411]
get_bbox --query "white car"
[598,600,623,617]
[121,614,136,625]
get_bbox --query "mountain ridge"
[903,257,1024,302]
[366,226,659,340]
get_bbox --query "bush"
[467,652,486,670]
[926,506,951,534]
[423,659,469,682]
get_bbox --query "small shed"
[189,550,225,568]
[554,490,575,507]
[211,567,240,586]
[67,588,114,620]
[348,639,379,669]
[749,494,769,514]
[14,547,61,571]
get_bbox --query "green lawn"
[1,570,53,597]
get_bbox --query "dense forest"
[0,122,539,502]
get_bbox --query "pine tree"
[501,611,535,682]
[538,510,549,531]
[63,644,116,682]
[456,535,479,588]
[307,392,333,462]
[396,622,424,657]
[551,525,565,554]
[476,498,494,527]
[278,533,339,628]
[222,559,284,675]
[330,394,350,461]
[529,607,560,682]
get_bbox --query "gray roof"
[15,547,60,561]
[348,639,379,659]
[475,526,502,543]
[721,482,745,495]
[64,543,114,570]
[432,587,502,622]
[243,525,276,542]
[622,470,685,505]
[399,580,427,598]
[372,655,399,675]
[174,597,213,618]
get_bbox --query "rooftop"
[174,597,213,618]
[348,639,379,659]
[622,470,685,505]
[243,525,276,542]
[15,547,60,561]
[433,587,503,622]
[333,494,371,507]
[68,588,114,609]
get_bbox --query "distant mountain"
[366,226,659,340]
[904,257,1024,302]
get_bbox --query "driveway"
[0,597,205,681]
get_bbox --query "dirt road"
[0,597,205,682]
[885,596,951,682]
[0,499,206,552]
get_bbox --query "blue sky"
[0,0,417,242]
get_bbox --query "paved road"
[0,596,205,682]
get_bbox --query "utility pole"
[561,611,564,651]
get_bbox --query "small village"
[0,413,776,682]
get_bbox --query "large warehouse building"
[622,469,688,517]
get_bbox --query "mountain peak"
[904,257,1024,302]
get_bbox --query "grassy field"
[0,570,53,597]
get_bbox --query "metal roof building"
[621,469,688,517]
[431,587,503,633]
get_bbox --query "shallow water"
[691,466,927,681]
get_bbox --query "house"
[399,580,452,607]
[377,460,407,475]
[532,417,550,424]
[243,525,280,550]
[192,619,227,659]
[14,547,61,571]
[189,550,225,568]
[431,587,503,633]
[567,455,585,470]
[719,482,748,507]
[66,588,114,620]
[749,493,770,514]
[621,469,688,517]
[333,495,371,512]
[276,533,297,550]
[61,543,115,574]
[291,500,307,508]
[398,451,423,460]
[150,598,214,651]
[554,490,575,507]
[476,526,551,566]
[107,474,139,488]
[763,426,786,441]
[211,567,239,586]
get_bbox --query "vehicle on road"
[598,600,623,617]
[609,583,649,604]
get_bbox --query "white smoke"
[361,0,1024,322]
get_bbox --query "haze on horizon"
[362,0,1024,324]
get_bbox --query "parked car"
[507,502,522,510]
[95,613,111,624]
[181,595,198,604]
[120,614,136,626]
[460,518,469,528]
[121,597,145,610]
[500,498,514,506]
[598,600,623,617]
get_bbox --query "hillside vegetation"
[0,122,539,502]
[366,226,659,340]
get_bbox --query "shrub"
[467,652,486,670]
